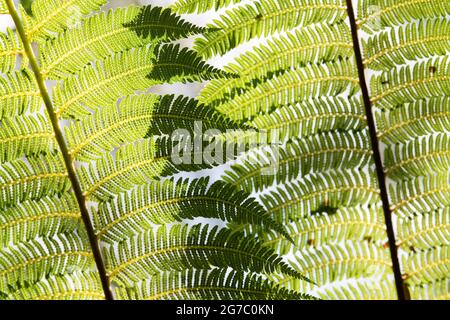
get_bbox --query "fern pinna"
[0,0,449,300]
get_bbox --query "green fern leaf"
[198,23,354,106]
[261,169,381,223]
[24,0,107,40]
[40,6,205,79]
[0,28,26,73]
[94,177,289,243]
[114,268,315,300]
[194,0,348,58]
[0,114,56,163]
[224,130,373,192]
[0,70,41,120]
[103,223,308,288]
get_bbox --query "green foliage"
[1,0,449,300]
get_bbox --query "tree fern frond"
[171,0,242,14]
[0,114,56,163]
[409,278,450,300]
[103,223,307,287]
[274,241,392,292]
[223,129,373,192]
[0,155,69,210]
[4,271,104,300]
[249,96,367,142]
[402,245,450,286]
[389,173,450,218]
[24,0,107,40]
[95,177,289,244]
[384,133,450,180]
[397,208,450,250]
[363,18,450,71]
[357,0,450,32]
[114,268,314,300]
[0,28,26,73]
[260,205,386,255]
[0,232,95,292]
[194,0,348,58]
[0,194,81,247]
[149,44,233,83]
[39,5,206,79]
[215,59,359,121]
[376,97,450,144]
[261,169,380,223]
[198,23,353,106]
[52,46,156,119]
[65,94,160,161]
[0,70,41,120]
[370,55,450,108]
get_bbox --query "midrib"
[4,0,113,300]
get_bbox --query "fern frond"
[215,59,359,121]
[0,232,95,292]
[260,205,386,255]
[402,245,450,286]
[384,133,450,180]
[4,272,104,300]
[0,114,56,163]
[171,0,242,14]
[149,44,233,83]
[249,96,367,142]
[2,271,105,300]
[95,177,288,244]
[103,224,307,287]
[0,70,41,120]
[0,194,81,247]
[357,0,450,32]
[397,208,450,250]
[0,155,69,210]
[52,46,155,119]
[24,0,107,40]
[194,0,348,58]
[40,6,206,79]
[198,23,353,106]
[370,55,450,108]
[261,169,380,223]
[223,130,373,192]
[363,18,450,71]
[274,241,392,292]
[376,97,450,144]
[0,28,26,73]
[114,268,314,300]
[389,173,450,218]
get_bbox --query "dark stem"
[345,0,406,300]
[5,0,113,300]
